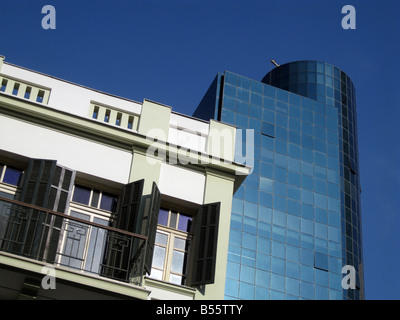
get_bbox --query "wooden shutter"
[143,182,161,275]
[19,159,75,213]
[101,179,144,281]
[4,159,75,262]
[101,180,161,280]
[114,179,144,233]
[192,202,220,286]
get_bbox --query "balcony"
[0,196,149,298]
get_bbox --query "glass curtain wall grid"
[193,60,363,300]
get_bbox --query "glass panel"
[0,79,7,92]
[37,90,44,103]
[152,245,166,269]
[24,87,31,99]
[158,208,169,226]
[155,232,168,246]
[169,211,177,228]
[72,185,91,205]
[12,83,19,95]
[169,273,183,285]
[92,106,99,119]
[90,190,100,207]
[150,268,163,280]
[171,250,185,273]
[2,167,22,186]
[100,192,117,212]
[174,237,186,250]
[60,211,90,269]
[262,122,275,137]
[178,214,192,232]
[84,217,108,274]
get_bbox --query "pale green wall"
[130,99,172,195]
[138,99,171,140]
[195,169,235,300]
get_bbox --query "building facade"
[0,56,249,300]
[193,60,364,300]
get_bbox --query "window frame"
[56,182,120,273]
[0,162,23,196]
[149,207,194,286]
[71,184,118,215]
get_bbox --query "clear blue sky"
[1,0,399,300]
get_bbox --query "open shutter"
[3,159,75,262]
[192,202,220,286]
[19,159,75,213]
[114,179,144,233]
[101,179,144,281]
[143,182,161,274]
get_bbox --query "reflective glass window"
[240,265,255,284]
[270,273,285,291]
[239,282,254,299]
[262,122,275,137]
[2,166,22,186]
[315,252,329,272]
[288,171,300,187]
[224,84,236,97]
[286,277,300,296]
[255,269,270,288]
[286,261,300,279]
[72,185,91,205]
[300,281,314,299]
[263,97,275,110]
[225,279,239,297]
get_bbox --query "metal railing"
[0,196,147,285]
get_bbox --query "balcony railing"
[0,196,147,286]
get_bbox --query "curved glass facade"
[193,60,364,300]
[264,61,364,300]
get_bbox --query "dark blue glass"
[2,167,22,186]
[193,61,363,299]
[72,185,91,205]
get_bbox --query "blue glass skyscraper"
[193,60,364,300]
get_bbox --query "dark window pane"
[262,122,275,138]
[158,208,169,226]
[169,211,178,228]
[178,214,192,232]
[100,192,117,212]
[0,79,7,92]
[314,252,329,271]
[91,190,100,207]
[72,185,91,205]
[3,166,22,186]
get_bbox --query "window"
[24,86,31,99]
[60,184,119,273]
[59,210,108,274]
[116,112,122,126]
[127,116,134,130]
[92,106,99,119]
[0,79,7,92]
[104,109,111,123]
[71,184,118,213]
[0,163,23,186]
[149,208,193,285]
[36,90,44,103]
[12,83,20,96]
[262,122,275,138]
[314,252,329,271]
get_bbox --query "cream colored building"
[0,56,249,300]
